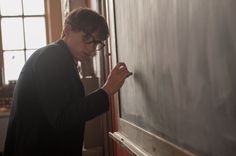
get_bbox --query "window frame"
[0,0,48,84]
[0,0,63,86]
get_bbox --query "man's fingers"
[127,72,133,77]
[114,63,124,69]
[118,67,128,73]
[125,72,132,78]
[120,70,132,75]
[119,66,132,75]
[120,71,132,80]
[115,62,127,70]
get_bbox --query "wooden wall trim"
[45,0,62,43]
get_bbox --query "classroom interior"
[0,0,236,156]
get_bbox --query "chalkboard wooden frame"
[105,0,196,155]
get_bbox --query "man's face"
[64,27,104,61]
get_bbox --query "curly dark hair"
[62,7,109,40]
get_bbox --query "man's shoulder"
[33,41,70,62]
[37,42,64,57]
[24,40,72,72]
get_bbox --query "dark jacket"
[3,40,109,156]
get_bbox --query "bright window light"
[24,17,46,49]
[0,0,22,16]
[23,0,45,15]
[0,0,46,84]
[3,51,25,83]
[1,18,24,50]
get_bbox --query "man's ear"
[63,24,72,37]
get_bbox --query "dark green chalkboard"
[115,0,236,155]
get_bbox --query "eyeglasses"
[83,33,105,51]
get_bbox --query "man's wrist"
[101,85,112,96]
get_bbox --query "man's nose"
[87,43,96,51]
[90,50,96,57]
[87,48,96,57]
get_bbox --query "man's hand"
[102,63,132,96]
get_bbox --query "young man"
[4,8,132,156]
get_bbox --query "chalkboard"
[114,0,236,155]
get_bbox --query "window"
[0,0,47,84]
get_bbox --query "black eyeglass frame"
[83,32,105,51]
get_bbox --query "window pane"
[4,51,25,84]
[24,17,46,49]
[26,50,36,60]
[0,0,22,16]
[1,18,24,50]
[23,0,45,15]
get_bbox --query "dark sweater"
[3,40,109,156]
